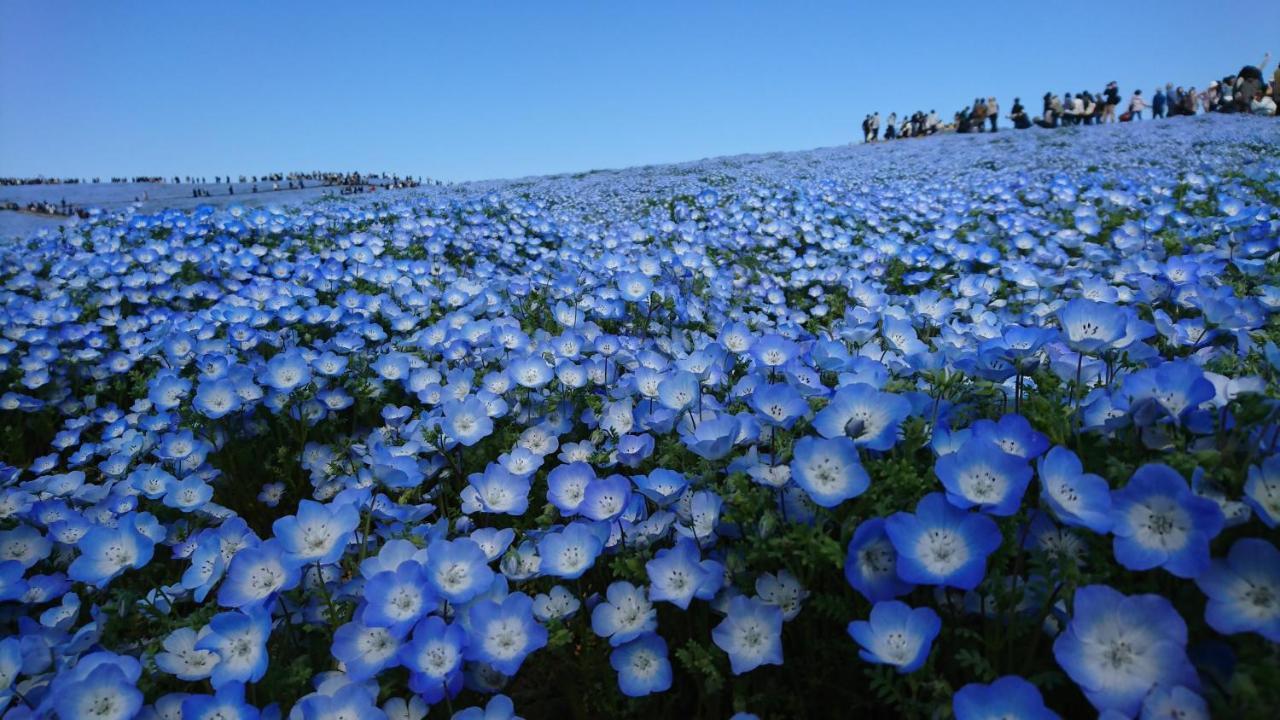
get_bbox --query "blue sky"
[1,1,1274,182]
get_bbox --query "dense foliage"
[2,115,1280,720]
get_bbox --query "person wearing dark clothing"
[1152,89,1166,118]
[1010,98,1031,129]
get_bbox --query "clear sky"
[1,0,1275,182]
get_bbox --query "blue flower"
[580,473,632,522]
[711,596,784,674]
[1058,298,1127,354]
[1110,464,1223,578]
[970,414,1049,460]
[399,615,467,704]
[68,519,156,589]
[844,518,915,602]
[952,675,1060,720]
[217,539,299,608]
[465,464,531,516]
[750,334,800,370]
[426,538,494,604]
[451,694,523,720]
[646,536,710,609]
[935,436,1033,516]
[592,581,658,646]
[1053,584,1198,716]
[885,492,1001,590]
[1122,361,1216,426]
[847,600,941,674]
[181,683,260,720]
[197,607,272,688]
[1244,455,1280,527]
[1140,685,1208,720]
[1036,445,1112,533]
[546,461,595,516]
[611,632,673,697]
[751,382,809,429]
[155,627,218,681]
[331,619,403,681]
[464,592,547,676]
[362,561,434,632]
[812,384,911,451]
[537,522,604,579]
[273,499,360,566]
[633,468,689,507]
[52,661,144,720]
[193,378,242,419]
[1194,538,1280,641]
[443,396,494,446]
[260,349,312,393]
[790,435,870,508]
[680,413,741,460]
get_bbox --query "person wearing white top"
[1128,90,1147,120]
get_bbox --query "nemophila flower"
[751,382,808,429]
[0,525,51,568]
[68,520,156,588]
[260,349,312,393]
[658,370,701,412]
[952,675,1060,720]
[677,490,723,546]
[1110,464,1224,578]
[155,626,219,681]
[1122,361,1216,426]
[611,632,673,697]
[197,607,272,688]
[464,465,531,516]
[935,437,1033,516]
[847,600,940,674]
[193,378,242,419]
[1140,685,1208,720]
[680,413,740,460]
[470,527,516,562]
[885,492,1001,590]
[533,585,580,622]
[181,683,260,720]
[426,538,494,604]
[1244,455,1280,527]
[1058,298,1127,354]
[443,397,493,446]
[464,592,547,676]
[52,662,144,720]
[646,537,710,609]
[148,371,191,411]
[592,580,658,646]
[332,619,403,681]
[1194,538,1280,641]
[1037,445,1112,533]
[537,522,604,579]
[293,690,385,720]
[812,383,911,451]
[163,476,213,512]
[712,595,784,675]
[844,518,914,602]
[509,355,553,389]
[451,694,522,720]
[751,334,800,370]
[273,499,360,566]
[546,462,595,516]
[1053,584,1198,716]
[580,473,633,522]
[633,468,688,507]
[257,482,285,507]
[755,570,808,621]
[218,539,299,608]
[399,615,467,703]
[790,435,870,508]
[970,414,1049,460]
[363,561,434,632]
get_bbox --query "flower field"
[2,115,1280,719]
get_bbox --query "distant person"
[1102,82,1120,122]
[1252,89,1277,116]
[884,112,897,139]
[986,97,999,131]
[1152,88,1166,118]
[1182,86,1198,115]
[1127,90,1146,120]
[1009,97,1031,129]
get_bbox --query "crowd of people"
[0,198,89,218]
[864,54,1279,142]
[2,171,443,189]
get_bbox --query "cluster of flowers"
[1,114,1279,719]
